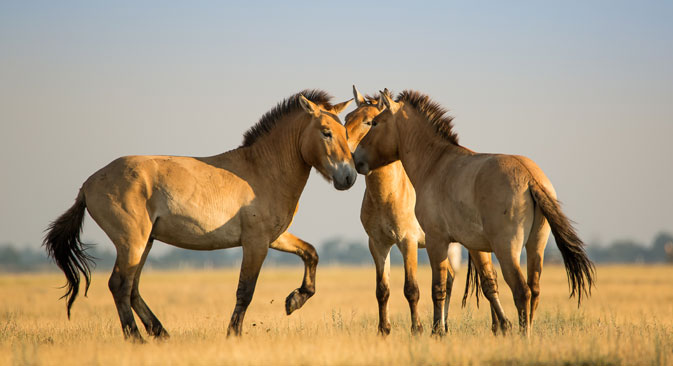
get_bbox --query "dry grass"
[1,265,672,365]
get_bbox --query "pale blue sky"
[1,1,672,251]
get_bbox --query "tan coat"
[44,91,355,341]
[354,90,594,336]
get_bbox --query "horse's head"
[298,95,356,190]
[353,91,402,175]
[344,85,385,153]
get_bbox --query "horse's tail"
[529,180,595,306]
[43,190,95,318]
[462,253,481,308]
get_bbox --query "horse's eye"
[322,130,332,138]
[371,120,378,127]
[364,120,372,126]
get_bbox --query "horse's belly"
[415,194,491,251]
[152,213,243,250]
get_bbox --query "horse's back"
[472,153,553,198]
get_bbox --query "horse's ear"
[330,99,353,115]
[298,95,321,117]
[380,90,399,113]
[353,85,366,106]
[376,94,385,111]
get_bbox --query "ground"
[1,265,672,365]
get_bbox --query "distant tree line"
[1,232,672,273]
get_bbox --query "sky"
[1,1,672,253]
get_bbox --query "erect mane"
[241,89,334,147]
[397,90,459,145]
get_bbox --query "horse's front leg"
[369,238,393,335]
[398,237,423,334]
[269,232,319,315]
[227,239,269,337]
[426,234,450,336]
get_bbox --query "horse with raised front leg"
[43,90,356,341]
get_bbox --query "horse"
[353,90,595,336]
[344,86,464,335]
[43,90,356,341]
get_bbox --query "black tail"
[529,181,595,306]
[42,190,95,318]
[462,253,481,308]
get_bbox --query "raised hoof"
[226,327,242,338]
[285,288,311,315]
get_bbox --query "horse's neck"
[365,161,409,201]
[254,118,312,193]
[224,114,312,202]
[398,116,470,189]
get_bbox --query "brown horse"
[43,90,355,341]
[345,86,463,335]
[354,90,595,336]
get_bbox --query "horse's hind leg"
[130,238,169,339]
[525,209,551,331]
[397,237,422,334]
[108,238,148,342]
[426,234,449,336]
[227,240,269,337]
[444,242,461,331]
[443,254,455,333]
[369,238,393,335]
[269,233,319,315]
[469,250,512,335]
[495,248,532,337]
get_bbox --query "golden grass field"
[1,264,672,365]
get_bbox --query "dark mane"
[241,89,334,147]
[397,90,459,145]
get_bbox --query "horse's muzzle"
[332,163,357,190]
[353,148,370,175]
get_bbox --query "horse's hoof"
[153,328,170,341]
[128,335,147,344]
[285,289,304,315]
[378,324,391,336]
[411,324,424,335]
[226,327,242,338]
[431,329,446,338]
[503,320,513,333]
